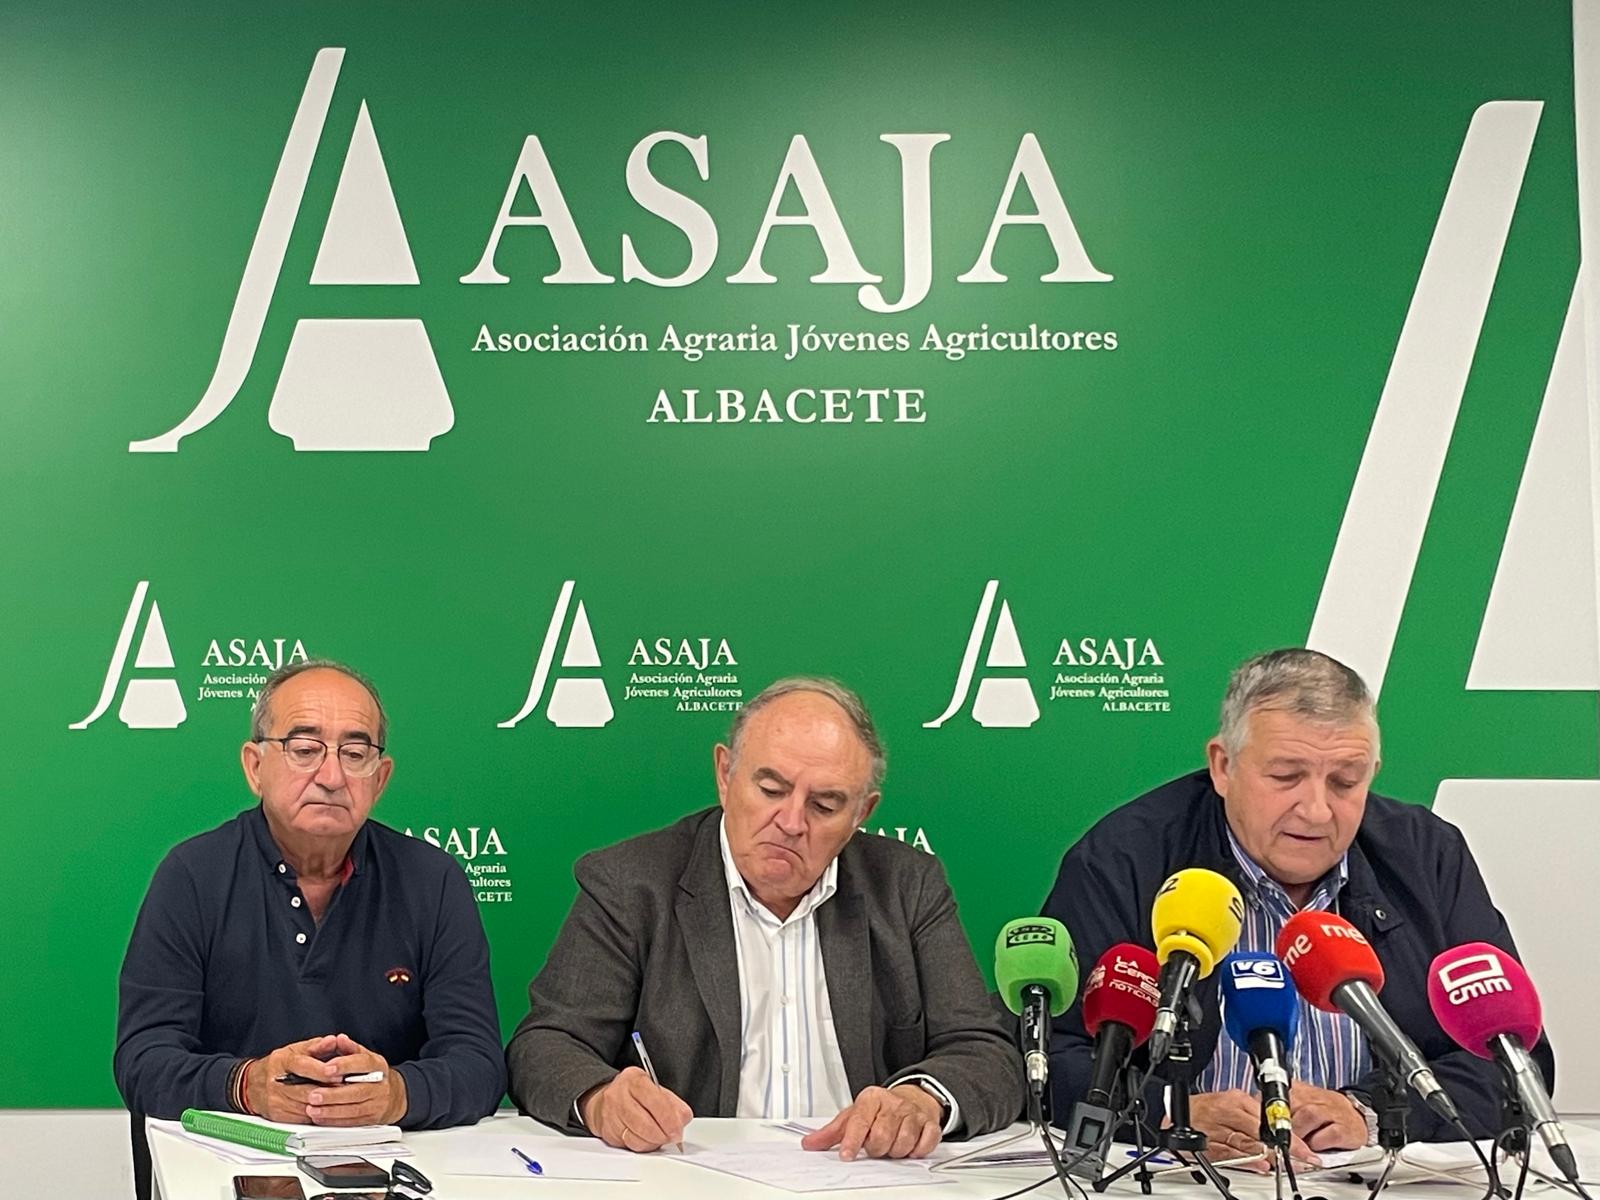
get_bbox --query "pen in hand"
[511,1146,543,1175]
[631,1030,685,1153]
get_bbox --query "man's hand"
[1289,1084,1367,1153]
[1188,1090,1321,1171]
[245,1035,341,1123]
[801,1084,944,1161]
[302,1034,407,1127]
[577,1066,693,1153]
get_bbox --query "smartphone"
[276,1070,385,1085]
[297,1155,390,1188]
[232,1177,306,1200]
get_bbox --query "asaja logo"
[924,579,1039,729]
[71,581,186,730]
[504,580,747,725]
[130,48,452,454]
[405,824,515,905]
[926,580,1174,725]
[500,580,613,729]
[70,582,309,729]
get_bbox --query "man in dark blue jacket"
[1043,648,1553,1160]
[115,661,505,1197]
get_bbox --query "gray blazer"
[506,807,1024,1137]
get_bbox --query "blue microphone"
[1219,952,1300,1149]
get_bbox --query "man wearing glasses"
[115,661,505,1197]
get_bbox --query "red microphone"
[1062,943,1160,1181]
[1082,943,1161,1105]
[1276,912,1461,1125]
[1275,910,1383,1009]
[1428,944,1577,1184]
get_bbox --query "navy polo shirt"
[114,805,506,1128]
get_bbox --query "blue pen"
[1126,1149,1178,1166]
[511,1146,543,1176]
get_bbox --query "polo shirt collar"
[246,802,367,882]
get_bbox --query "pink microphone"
[1428,943,1576,1185]
[1426,942,1541,1055]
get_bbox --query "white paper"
[678,1141,959,1192]
[1299,1146,1389,1173]
[413,1131,642,1181]
[768,1119,1052,1169]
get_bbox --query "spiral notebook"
[176,1109,403,1155]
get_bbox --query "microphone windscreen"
[1427,942,1542,1059]
[1082,943,1161,1043]
[1151,868,1244,976]
[1220,951,1300,1050]
[1275,910,1384,1012]
[996,917,1079,1017]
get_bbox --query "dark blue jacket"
[1041,770,1555,1141]
[114,806,506,1128]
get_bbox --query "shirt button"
[295,933,307,945]
[277,864,287,874]
[291,897,302,908]
[781,1065,790,1074]
[780,996,790,1007]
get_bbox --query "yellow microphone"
[1147,868,1244,1064]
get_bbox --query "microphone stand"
[1262,1108,1308,1200]
[1497,1091,1534,1200]
[1363,1071,1411,1199]
[1095,1002,1239,1200]
[1364,1071,1511,1200]
[937,987,1076,1195]
[1119,1060,1159,1195]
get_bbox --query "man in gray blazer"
[507,677,1024,1159]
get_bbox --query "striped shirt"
[1194,827,1371,1094]
[717,820,960,1129]
[720,819,854,1119]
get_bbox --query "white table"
[148,1113,1596,1200]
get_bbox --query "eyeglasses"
[253,735,386,778]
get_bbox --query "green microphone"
[995,917,1079,1105]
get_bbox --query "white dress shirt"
[718,819,960,1130]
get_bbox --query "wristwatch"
[1343,1090,1379,1146]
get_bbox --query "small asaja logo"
[500,580,613,728]
[384,966,413,986]
[130,48,452,454]
[924,579,1040,728]
[71,581,187,730]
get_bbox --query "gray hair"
[1217,648,1379,760]
[250,658,389,747]
[726,676,886,802]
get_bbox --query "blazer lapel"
[675,814,744,1114]
[817,855,874,1096]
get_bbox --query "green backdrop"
[1,0,1589,1108]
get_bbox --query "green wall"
[0,1,1588,1107]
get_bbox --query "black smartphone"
[232,1177,307,1200]
[297,1155,390,1188]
